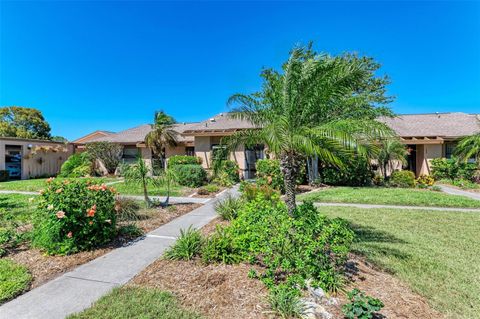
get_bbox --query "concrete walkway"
[438,184,480,201]
[310,202,480,213]
[0,186,239,319]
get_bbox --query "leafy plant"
[123,157,155,207]
[342,288,384,319]
[167,155,201,168]
[214,195,243,220]
[0,259,32,304]
[431,158,476,181]
[213,160,240,187]
[164,227,203,261]
[388,170,415,188]
[256,159,285,192]
[197,184,220,195]
[267,284,303,318]
[376,138,407,179]
[321,155,374,187]
[85,142,123,174]
[32,178,117,255]
[114,197,141,221]
[201,226,243,264]
[117,224,144,239]
[173,164,206,188]
[416,174,434,187]
[59,153,92,177]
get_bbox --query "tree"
[377,139,407,179]
[85,142,123,174]
[454,133,480,182]
[225,44,393,214]
[145,110,178,170]
[0,106,51,139]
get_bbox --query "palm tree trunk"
[142,176,152,207]
[280,154,297,215]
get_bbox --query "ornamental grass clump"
[32,178,117,255]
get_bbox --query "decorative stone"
[310,286,326,302]
[325,297,339,306]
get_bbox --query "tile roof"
[182,113,256,134]
[380,112,480,138]
[89,123,198,144]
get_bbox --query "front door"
[244,145,265,179]
[406,144,416,175]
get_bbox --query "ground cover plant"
[318,206,480,319]
[342,288,384,319]
[0,259,32,304]
[32,178,117,255]
[67,286,203,319]
[299,186,480,208]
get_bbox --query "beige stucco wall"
[193,136,246,176]
[165,145,186,157]
[0,139,73,179]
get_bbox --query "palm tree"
[145,110,178,170]
[454,133,480,166]
[377,139,407,179]
[225,45,393,214]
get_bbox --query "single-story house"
[74,112,479,178]
[0,137,73,180]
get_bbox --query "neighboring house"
[72,130,114,145]
[380,112,480,176]
[74,112,480,179]
[0,137,73,180]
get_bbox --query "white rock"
[325,297,339,306]
[310,287,326,301]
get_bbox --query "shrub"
[372,174,385,186]
[213,160,240,187]
[388,170,416,188]
[431,158,476,181]
[114,197,141,221]
[416,174,434,187]
[167,155,202,168]
[201,226,243,264]
[117,224,143,239]
[342,289,384,319]
[214,195,244,220]
[164,227,203,261]
[267,284,303,318]
[256,159,285,192]
[59,153,92,177]
[85,142,123,175]
[321,156,373,186]
[0,170,8,182]
[32,179,117,255]
[240,182,279,202]
[197,184,220,195]
[0,259,32,303]
[173,164,207,187]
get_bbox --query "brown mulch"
[325,256,444,319]
[199,217,230,236]
[5,202,201,291]
[130,260,270,319]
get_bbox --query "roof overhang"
[400,136,445,145]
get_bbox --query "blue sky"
[1,1,479,140]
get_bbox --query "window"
[186,147,195,156]
[211,145,228,161]
[445,142,456,159]
[122,146,139,163]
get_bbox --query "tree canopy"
[0,106,52,139]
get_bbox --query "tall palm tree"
[454,133,480,166]
[145,110,178,170]
[377,139,407,179]
[225,45,393,214]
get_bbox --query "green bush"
[59,153,92,177]
[213,160,240,187]
[201,226,243,264]
[256,159,285,192]
[267,284,303,318]
[32,179,117,255]
[0,170,8,182]
[173,164,207,187]
[342,288,384,319]
[197,184,220,195]
[321,156,373,186]
[240,182,279,202]
[214,195,244,221]
[164,227,203,261]
[167,155,202,168]
[431,158,476,181]
[0,259,32,303]
[388,170,416,188]
[416,174,435,187]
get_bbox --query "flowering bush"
[32,178,117,255]
[416,174,435,187]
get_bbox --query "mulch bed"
[129,217,443,319]
[191,187,226,198]
[5,202,201,292]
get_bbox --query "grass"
[67,286,203,319]
[0,177,119,192]
[0,259,32,304]
[112,182,188,197]
[299,186,480,208]
[0,193,35,224]
[318,206,480,319]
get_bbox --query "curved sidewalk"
[0,186,239,319]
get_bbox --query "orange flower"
[56,211,66,218]
[67,231,73,238]
[86,204,97,217]
[89,221,93,225]
[46,177,55,183]
[101,184,107,191]
[55,188,63,193]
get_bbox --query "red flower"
[67,231,73,238]
[86,204,97,217]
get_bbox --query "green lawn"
[0,193,35,224]
[318,206,480,319]
[112,182,189,197]
[0,177,119,192]
[68,286,203,319]
[0,259,32,304]
[299,187,480,208]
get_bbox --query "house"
[72,130,114,145]
[0,137,73,180]
[74,112,480,179]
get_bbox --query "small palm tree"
[377,139,407,179]
[225,45,392,214]
[145,110,178,170]
[454,133,480,166]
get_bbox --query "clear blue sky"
[1,1,479,140]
